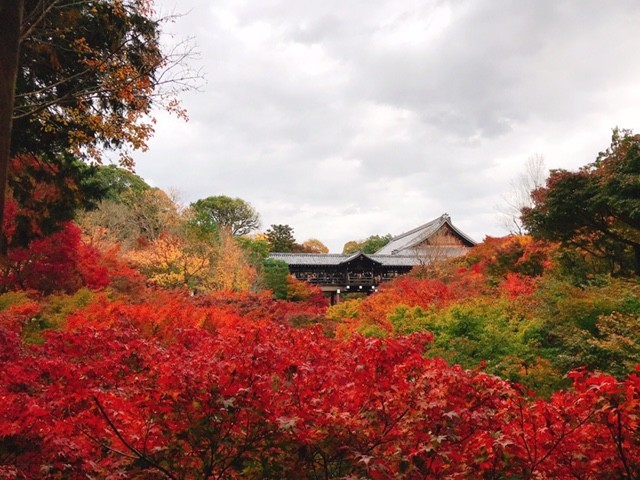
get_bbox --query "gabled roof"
[375,213,476,255]
[341,251,383,266]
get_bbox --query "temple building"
[269,214,476,302]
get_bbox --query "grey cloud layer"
[137,0,640,251]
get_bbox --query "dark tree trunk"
[0,0,24,255]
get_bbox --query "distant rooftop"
[375,213,476,255]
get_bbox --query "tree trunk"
[0,0,24,254]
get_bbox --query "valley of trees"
[1,2,640,478]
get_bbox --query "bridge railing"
[296,272,399,288]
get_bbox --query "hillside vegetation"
[1,130,640,478]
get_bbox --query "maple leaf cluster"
[1,304,640,478]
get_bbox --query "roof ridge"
[401,215,449,250]
[388,214,445,241]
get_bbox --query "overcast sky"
[133,0,640,252]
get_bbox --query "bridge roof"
[269,252,423,267]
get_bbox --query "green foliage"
[20,316,55,345]
[39,289,97,330]
[262,258,290,299]
[537,277,640,332]
[342,233,393,254]
[534,276,640,374]
[0,291,32,312]
[551,249,600,286]
[388,304,432,335]
[0,289,98,344]
[420,300,528,357]
[384,274,640,390]
[191,196,261,236]
[329,227,640,394]
[186,206,220,238]
[237,236,270,264]
[266,224,297,252]
[587,312,640,377]
[385,296,565,393]
[357,322,388,338]
[92,165,151,202]
[522,128,640,275]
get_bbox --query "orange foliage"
[341,277,453,336]
[463,235,555,278]
[0,301,41,334]
[501,272,537,299]
[1,224,640,478]
[61,286,328,341]
[211,232,257,292]
[125,232,212,289]
[125,230,257,293]
[286,275,327,307]
[65,290,245,340]
[338,236,555,336]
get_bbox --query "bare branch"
[498,154,548,234]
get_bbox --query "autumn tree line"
[1,1,640,478]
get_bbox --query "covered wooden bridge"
[269,214,476,303]
[269,251,419,301]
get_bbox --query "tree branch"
[93,395,179,480]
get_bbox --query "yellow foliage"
[326,299,362,322]
[126,233,211,290]
[126,230,256,293]
[207,232,257,292]
[327,299,363,339]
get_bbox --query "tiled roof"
[392,246,472,259]
[373,255,424,266]
[269,253,355,266]
[375,213,476,255]
[269,252,425,267]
